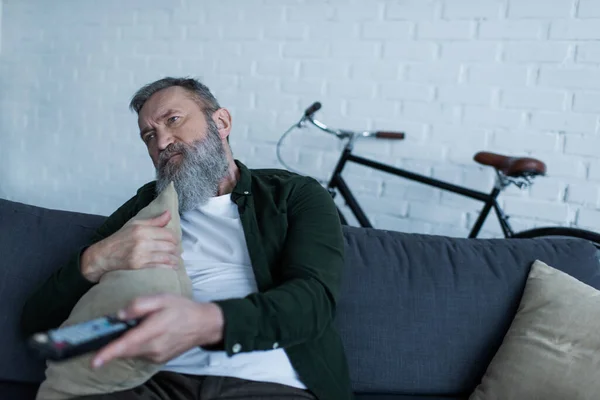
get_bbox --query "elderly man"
[21,78,353,400]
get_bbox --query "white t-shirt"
[161,194,305,389]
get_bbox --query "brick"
[264,23,306,40]
[578,0,600,18]
[463,106,523,129]
[567,182,599,206]
[440,42,497,62]
[417,21,474,40]
[479,21,544,40]
[539,67,600,90]
[330,42,379,59]
[346,99,398,119]
[589,160,600,181]
[504,198,570,223]
[402,101,458,124]
[406,63,461,84]
[282,42,329,58]
[172,5,206,24]
[239,42,280,58]
[540,154,588,179]
[504,42,570,63]
[255,93,300,112]
[376,216,433,235]
[335,2,380,21]
[443,0,503,19]
[382,41,436,61]
[380,82,434,101]
[384,181,442,202]
[508,0,573,18]
[409,202,468,226]
[285,5,336,21]
[573,92,600,113]
[501,89,565,111]
[577,208,600,230]
[576,43,600,63]
[256,59,299,77]
[431,224,471,238]
[301,60,350,79]
[550,20,600,40]
[386,1,438,20]
[350,62,399,80]
[351,139,393,157]
[120,25,153,40]
[468,65,528,86]
[216,58,253,75]
[241,5,285,23]
[565,135,600,157]
[327,80,375,99]
[361,21,413,40]
[529,178,565,202]
[355,194,410,217]
[530,112,597,132]
[392,140,446,163]
[438,85,493,106]
[239,76,279,92]
[296,150,324,177]
[281,79,324,96]
[203,42,240,59]
[430,125,488,149]
[491,130,560,153]
[344,175,383,195]
[309,22,360,40]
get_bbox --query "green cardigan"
[21,161,354,400]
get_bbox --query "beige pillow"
[37,182,193,400]
[470,260,600,400]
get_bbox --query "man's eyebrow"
[139,109,180,138]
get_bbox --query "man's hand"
[81,210,181,282]
[92,294,224,368]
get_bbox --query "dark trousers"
[74,371,316,399]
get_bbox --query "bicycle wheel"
[511,227,600,249]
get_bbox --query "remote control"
[28,315,141,361]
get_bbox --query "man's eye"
[143,133,155,143]
[167,116,180,124]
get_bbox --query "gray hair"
[129,77,221,121]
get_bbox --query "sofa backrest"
[336,226,600,396]
[1,198,600,397]
[0,199,106,383]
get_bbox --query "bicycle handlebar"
[304,102,322,117]
[300,101,405,141]
[375,131,406,140]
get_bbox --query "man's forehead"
[138,87,198,124]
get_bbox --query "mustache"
[158,143,190,169]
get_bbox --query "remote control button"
[33,333,48,343]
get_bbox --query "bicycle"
[277,101,600,249]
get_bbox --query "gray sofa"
[2,197,599,400]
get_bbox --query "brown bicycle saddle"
[474,151,547,178]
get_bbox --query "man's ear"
[212,108,232,141]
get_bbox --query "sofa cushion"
[0,199,106,383]
[470,260,600,399]
[335,226,600,395]
[37,182,193,399]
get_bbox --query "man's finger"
[92,322,156,368]
[93,315,165,367]
[118,294,171,320]
[138,210,171,227]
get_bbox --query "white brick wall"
[1,0,599,236]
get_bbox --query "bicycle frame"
[327,144,515,239]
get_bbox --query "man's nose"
[156,132,174,152]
